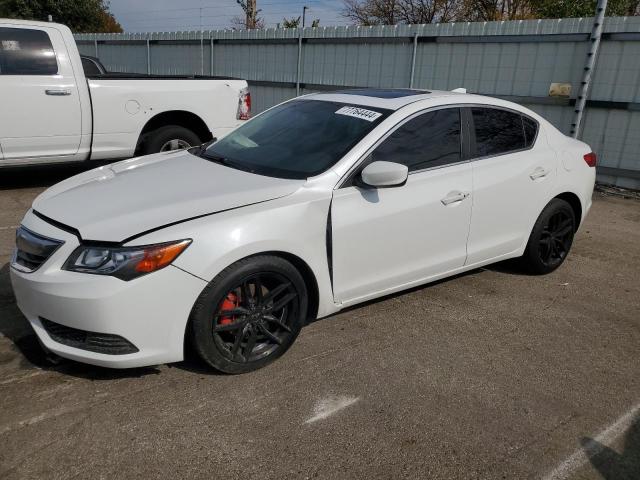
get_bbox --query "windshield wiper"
[200,151,259,175]
[188,138,217,157]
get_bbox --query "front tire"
[140,125,202,155]
[520,198,576,275]
[190,256,308,374]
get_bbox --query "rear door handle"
[529,167,550,180]
[45,89,71,96]
[441,191,470,206]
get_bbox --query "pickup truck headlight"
[63,240,191,280]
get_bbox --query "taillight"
[583,152,597,167]
[237,88,251,120]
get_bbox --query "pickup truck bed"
[0,19,250,166]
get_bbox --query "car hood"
[33,151,304,242]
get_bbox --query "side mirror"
[359,161,408,188]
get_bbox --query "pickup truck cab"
[0,19,250,166]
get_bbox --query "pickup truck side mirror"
[358,161,408,188]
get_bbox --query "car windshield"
[200,100,391,179]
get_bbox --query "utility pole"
[570,0,607,138]
[302,6,308,28]
[247,0,257,29]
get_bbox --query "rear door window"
[471,107,526,157]
[0,27,58,75]
[370,108,462,172]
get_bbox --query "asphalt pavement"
[0,165,638,479]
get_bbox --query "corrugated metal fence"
[75,17,640,188]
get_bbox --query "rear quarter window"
[471,107,526,157]
[0,27,58,75]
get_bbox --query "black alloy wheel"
[521,198,576,274]
[538,210,574,268]
[212,273,298,363]
[190,255,307,374]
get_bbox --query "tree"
[0,0,123,32]
[343,0,640,25]
[529,0,640,18]
[282,16,301,27]
[343,0,463,25]
[457,0,533,21]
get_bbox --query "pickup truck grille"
[12,226,64,272]
[40,318,139,355]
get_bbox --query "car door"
[0,25,82,161]
[331,107,473,304]
[465,107,557,265]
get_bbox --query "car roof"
[302,88,465,110]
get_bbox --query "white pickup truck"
[0,19,250,166]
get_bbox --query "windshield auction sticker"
[335,106,382,122]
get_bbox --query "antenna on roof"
[451,88,467,93]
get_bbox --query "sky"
[107,0,350,32]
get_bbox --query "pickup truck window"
[202,100,390,179]
[0,27,58,75]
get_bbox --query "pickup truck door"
[0,25,82,161]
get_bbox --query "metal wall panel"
[74,17,640,188]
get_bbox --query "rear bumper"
[10,211,207,369]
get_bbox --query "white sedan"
[10,89,596,373]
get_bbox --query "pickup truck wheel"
[141,125,202,154]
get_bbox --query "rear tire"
[520,198,576,275]
[190,255,308,374]
[140,125,201,155]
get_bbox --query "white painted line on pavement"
[305,396,359,424]
[542,402,640,480]
[0,225,19,231]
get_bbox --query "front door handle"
[441,191,470,206]
[45,89,71,96]
[529,167,550,180]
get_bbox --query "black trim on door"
[461,108,475,161]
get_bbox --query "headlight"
[63,240,191,281]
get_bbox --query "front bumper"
[10,211,207,368]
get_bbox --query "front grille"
[12,226,64,272]
[40,318,139,355]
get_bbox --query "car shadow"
[0,262,160,380]
[484,258,535,276]
[581,414,640,479]
[1,257,529,378]
[308,266,490,324]
[0,162,112,190]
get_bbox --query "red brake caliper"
[217,292,239,326]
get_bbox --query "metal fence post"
[570,0,607,138]
[409,32,418,88]
[146,38,151,75]
[296,29,303,96]
[94,39,99,57]
[210,38,214,76]
[200,32,204,75]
